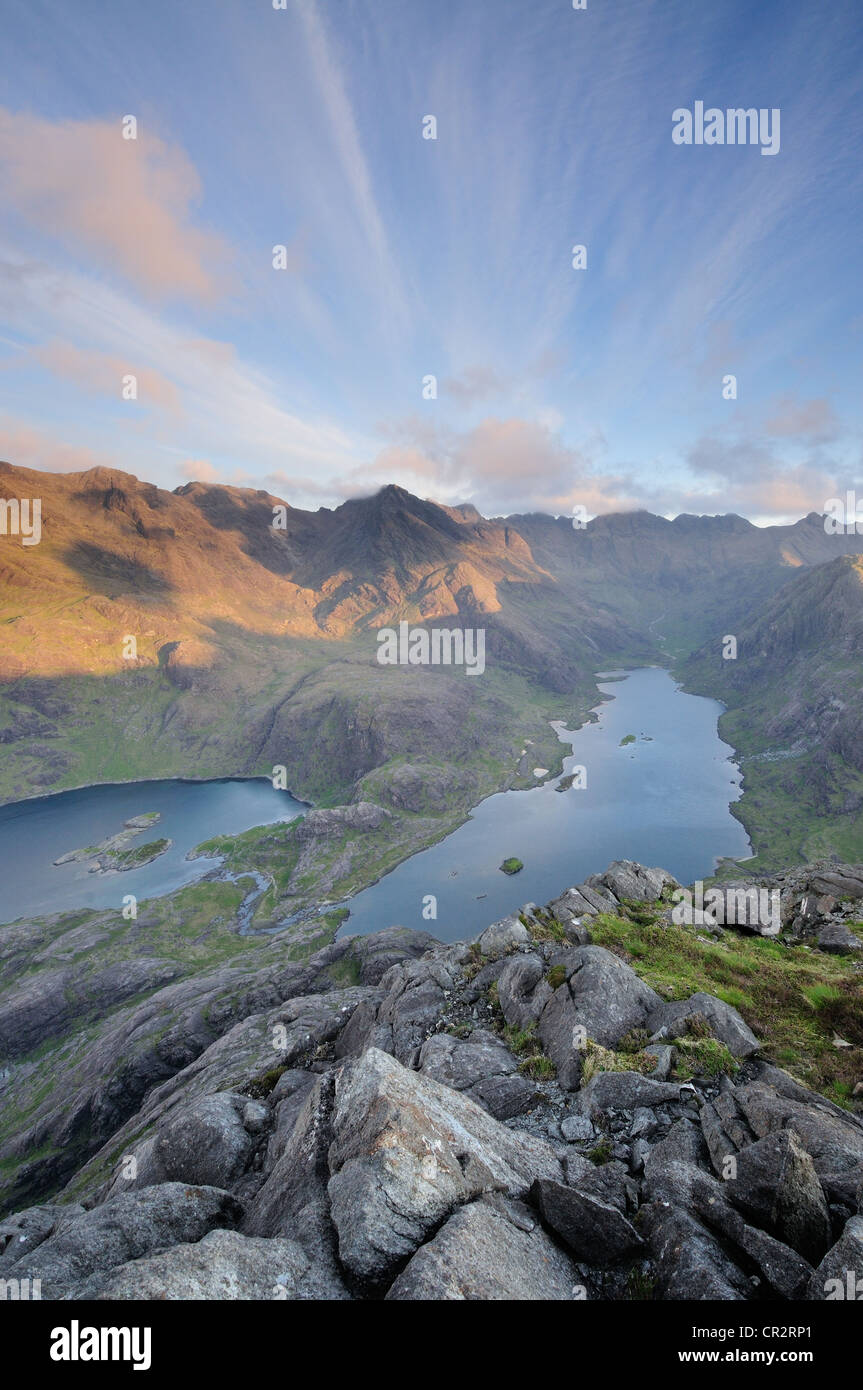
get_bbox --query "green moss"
[618,1027,651,1053]
[503,1023,540,1058]
[445,1022,473,1039]
[546,964,568,990]
[461,943,485,982]
[518,1054,556,1080]
[626,1267,655,1300]
[587,1136,614,1165]
[323,906,351,929]
[581,1040,657,1081]
[325,955,361,988]
[524,909,567,943]
[672,1036,738,1079]
[587,909,863,1099]
[246,1064,289,1099]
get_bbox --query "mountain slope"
[509,508,863,654]
[681,555,863,867]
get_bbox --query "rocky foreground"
[1,860,862,1301]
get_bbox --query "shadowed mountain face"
[509,509,863,657]
[0,463,626,680]
[680,556,863,867]
[0,461,647,807]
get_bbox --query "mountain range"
[2,459,863,878]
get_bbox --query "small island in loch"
[499,857,524,875]
[53,812,172,875]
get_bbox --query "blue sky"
[0,0,861,521]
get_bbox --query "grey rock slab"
[537,946,662,1090]
[418,1030,518,1091]
[698,883,780,935]
[476,914,530,957]
[385,1197,580,1301]
[417,1031,541,1120]
[819,1165,863,1215]
[376,958,455,1064]
[580,1071,684,1118]
[532,1178,643,1263]
[0,958,184,1061]
[808,1214,863,1299]
[0,1204,85,1273]
[733,1078,863,1177]
[808,871,863,900]
[689,1170,813,1301]
[548,888,600,918]
[587,861,676,904]
[467,1073,541,1122]
[77,1228,331,1301]
[496,953,550,1031]
[343,926,441,985]
[724,1130,832,1263]
[639,1201,751,1300]
[326,1048,563,1284]
[560,1113,596,1143]
[243,1071,348,1298]
[7,1183,243,1299]
[647,992,760,1059]
[644,1043,675,1080]
[265,1070,317,1163]
[700,1101,738,1179]
[816,923,862,955]
[332,997,379,1058]
[151,1092,255,1190]
[575,883,620,914]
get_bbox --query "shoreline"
[0,773,314,815]
[3,668,753,935]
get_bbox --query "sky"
[0,0,861,523]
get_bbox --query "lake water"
[0,668,752,937]
[336,667,752,942]
[0,778,304,925]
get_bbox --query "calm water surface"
[0,778,304,924]
[336,667,751,942]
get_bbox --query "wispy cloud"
[0,0,860,518]
[0,251,364,482]
[0,108,232,301]
[0,414,114,473]
[33,340,183,418]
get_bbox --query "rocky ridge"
[1,860,861,1301]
